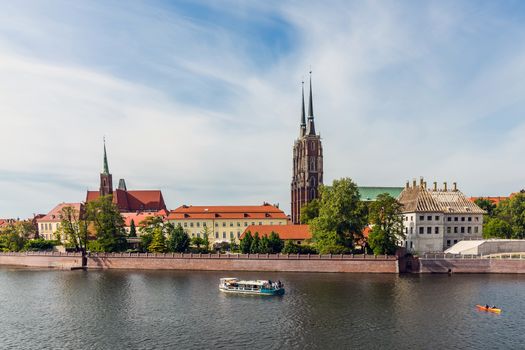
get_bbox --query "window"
[447,240,451,247]
[215,232,219,238]
[259,222,262,225]
[454,217,458,221]
[196,222,200,227]
[251,222,255,226]
[419,216,424,221]
[230,232,234,238]
[190,223,194,228]
[410,227,413,234]
[427,215,432,221]
[474,227,479,234]
[215,223,218,227]
[237,232,240,238]
[410,216,413,221]
[435,227,439,234]
[454,227,458,233]
[203,222,206,227]
[237,222,241,227]
[468,217,472,222]
[427,227,432,234]
[184,223,187,227]
[222,223,226,227]
[460,227,465,234]
[467,227,471,234]
[197,233,200,238]
[244,222,248,227]
[475,217,479,222]
[447,217,452,222]
[191,233,195,237]
[447,227,451,234]
[435,216,439,221]
[405,228,408,234]
[222,232,226,238]
[453,239,458,244]
[419,227,424,234]
[461,217,465,222]
[230,222,233,227]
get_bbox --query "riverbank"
[0,252,399,273]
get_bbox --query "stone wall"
[87,253,399,273]
[0,252,83,269]
[419,257,525,273]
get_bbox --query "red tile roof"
[86,189,167,212]
[121,210,168,227]
[168,204,287,220]
[469,196,511,206]
[37,203,83,223]
[241,224,311,240]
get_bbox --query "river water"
[0,268,523,349]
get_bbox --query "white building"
[398,179,485,253]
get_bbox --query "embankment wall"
[419,258,525,273]
[87,253,399,273]
[0,252,83,269]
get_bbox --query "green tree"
[250,232,261,253]
[493,194,525,239]
[267,232,284,253]
[57,205,88,252]
[201,226,211,252]
[367,193,405,255]
[239,231,253,253]
[282,240,300,254]
[259,235,270,253]
[85,195,127,252]
[475,198,496,217]
[167,224,190,253]
[191,236,206,251]
[139,216,164,236]
[23,238,58,251]
[0,226,27,252]
[310,178,367,254]
[148,227,166,253]
[483,217,513,239]
[300,199,320,224]
[129,219,137,238]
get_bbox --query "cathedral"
[291,74,323,224]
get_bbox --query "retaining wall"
[419,257,525,273]
[0,252,83,269]
[86,253,399,273]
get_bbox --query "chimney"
[423,181,427,189]
[443,182,448,192]
[405,181,409,189]
[413,179,417,188]
[420,177,424,187]
[433,182,437,191]
[453,182,457,192]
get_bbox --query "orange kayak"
[476,305,501,314]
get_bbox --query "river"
[0,268,523,349]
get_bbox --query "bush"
[23,238,58,251]
[87,240,105,253]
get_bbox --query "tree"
[310,178,368,254]
[202,226,211,252]
[300,199,320,224]
[267,232,284,253]
[191,236,206,251]
[239,231,253,253]
[139,216,164,236]
[493,194,525,239]
[367,193,405,255]
[259,235,270,253]
[85,195,127,252]
[282,240,300,254]
[140,233,153,252]
[148,227,166,253]
[129,219,137,238]
[250,232,261,253]
[57,205,88,252]
[475,198,496,217]
[483,218,513,239]
[167,224,190,253]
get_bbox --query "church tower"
[99,139,113,197]
[291,73,323,224]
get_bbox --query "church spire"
[300,81,306,136]
[307,71,316,135]
[103,137,109,174]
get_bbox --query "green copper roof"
[103,140,110,174]
[358,186,404,201]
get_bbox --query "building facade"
[167,204,288,245]
[36,202,83,240]
[291,74,323,224]
[241,224,311,245]
[398,179,485,253]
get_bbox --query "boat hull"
[476,305,501,314]
[219,287,285,296]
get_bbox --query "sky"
[1,0,525,218]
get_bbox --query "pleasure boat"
[219,277,285,296]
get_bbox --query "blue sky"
[1,0,525,217]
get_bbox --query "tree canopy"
[367,193,404,255]
[310,178,368,254]
[85,195,127,252]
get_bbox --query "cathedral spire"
[103,137,109,174]
[300,81,306,136]
[307,71,316,135]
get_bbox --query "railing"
[87,252,397,260]
[0,251,83,257]
[423,253,525,260]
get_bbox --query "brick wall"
[419,258,525,273]
[0,252,82,269]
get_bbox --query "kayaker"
[485,304,489,309]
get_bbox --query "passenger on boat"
[485,304,489,309]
